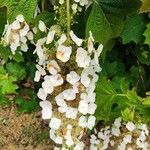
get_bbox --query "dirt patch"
[0,105,54,150]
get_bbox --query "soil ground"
[0,105,54,150]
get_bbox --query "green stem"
[42,0,45,12]
[66,0,71,44]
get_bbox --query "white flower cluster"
[2,15,34,54]
[90,118,150,150]
[34,20,103,148]
[58,0,91,14]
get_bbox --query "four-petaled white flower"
[49,118,62,130]
[126,122,136,132]
[50,74,64,86]
[78,100,88,115]
[47,60,61,75]
[66,71,80,85]
[42,78,54,94]
[56,44,72,62]
[65,107,78,119]
[76,47,91,68]
[87,115,96,130]
[37,88,47,100]
[63,89,76,101]
[40,100,52,119]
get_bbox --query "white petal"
[66,71,80,85]
[57,34,67,45]
[70,30,83,46]
[16,14,24,22]
[42,81,54,94]
[20,43,28,52]
[34,70,41,82]
[87,115,96,130]
[11,20,20,30]
[126,122,136,132]
[36,64,46,76]
[66,107,78,119]
[63,89,76,101]
[37,88,47,100]
[76,47,91,68]
[27,31,33,40]
[79,116,87,128]
[42,108,52,119]
[20,36,27,44]
[46,30,55,44]
[40,101,52,119]
[39,20,47,32]
[55,136,63,144]
[49,118,61,130]
[78,100,88,115]
[33,27,37,34]
[88,103,97,114]
[74,0,80,2]
[20,24,29,37]
[74,142,85,150]
[50,74,64,86]
[47,60,61,75]
[59,0,64,4]
[56,45,72,62]
[10,43,19,54]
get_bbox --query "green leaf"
[34,11,55,27]
[0,92,10,106]
[86,3,124,45]
[0,0,37,23]
[95,76,117,122]
[112,77,130,93]
[0,66,18,94]
[120,13,146,44]
[0,8,7,37]
[135,45,150,65]
[126,90,142,106]
[12,52,24,62]
[121,107,134,122]
[143,23,150,45]
[0,45,12,61]
[6,62,26,80]
[15,88,39,113]
[140,0,150,13]
[0,44,24,62]
[86,0,141,44]
[142,96,150,106]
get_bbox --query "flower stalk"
[66,0,71,44]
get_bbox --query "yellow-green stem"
[42,0,45,12]
[66,0,71,44]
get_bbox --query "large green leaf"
[86,0,141,45]
[95,76,117,122]
[120,13,146,44]
[0,0,37,23]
